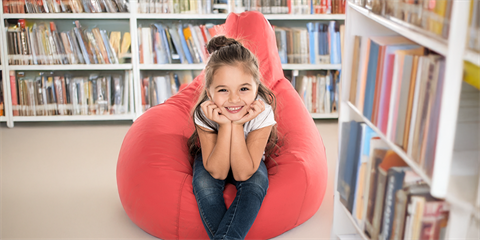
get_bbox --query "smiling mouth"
[225,106,243,113]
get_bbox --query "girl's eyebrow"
[214,83,252,89]
[214,85,228,89]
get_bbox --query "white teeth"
[227,107,242,111]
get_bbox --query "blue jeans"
[192,153,269,240]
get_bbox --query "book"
[338,121,364,213]
[10,70,19,116]
[349,36,361,104]
[355,36,371,113]
[177,24,194,64]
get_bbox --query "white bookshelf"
[333,1,478,240]
[0,2,344,127]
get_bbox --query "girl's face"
[207,64,258,121]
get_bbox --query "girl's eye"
[241,87,249,91]
[218,89,227,92]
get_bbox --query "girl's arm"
[197,125,232,180]
[230,125,272,181]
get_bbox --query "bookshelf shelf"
[465,50,480,67]
[311,112,339,119]
[264,14,346,20]
[0,116,6,122]
[139,64,343,71]
[136,14,229,19]
[346,101,433,185]
[12,115,135,122]
[3,13,131,19]
[347,1,449,56]
[135,13,346,20]
[7,64,133,71]
[282,64,342,70]
[139,64,205,70]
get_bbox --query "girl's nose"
[228,93,241,103]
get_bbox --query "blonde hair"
[187,36,280,162]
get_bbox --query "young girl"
[188,35,279,239]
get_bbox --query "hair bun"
[206,36,241,54]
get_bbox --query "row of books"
[274,21,343,64]
[468,0,480,52]
[292,70,339,114]
[6,19,131,65]
[10,70,131,116]
[139,23,221,64]
[137,0,346,14]
[338,120,449,240]
[349,35,445,177]
[140,70,198,111]
[3,0,129,13]
[353,0,452,39]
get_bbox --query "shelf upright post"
[431,0,471,199]
[130,0,142,120]
[332,3,356,238]
[0,8,14,128]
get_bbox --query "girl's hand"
[232,99,266,126]
[201,100,231,126]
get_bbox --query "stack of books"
[293,70,340,114]
[140,70,198,111]
[468,0,480,52]
[349,35,445,177]
[10,70,131,116]
[3,0,129,13]
[6,19,131,65]
[139,23,222,64]
[274,21,344,64]
[338,120,450,240]
[137,0,346,14]
[354,0,452,39]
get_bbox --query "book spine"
[10,71,19,116]
[380,168,407,240]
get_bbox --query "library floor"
[0,120,338,240]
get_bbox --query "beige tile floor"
[0,119,338,240]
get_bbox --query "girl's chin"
[223,112,246,122]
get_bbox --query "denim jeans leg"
[192,153,228,239]
[213,160,269,240]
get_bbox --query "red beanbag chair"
[117,11,328,239]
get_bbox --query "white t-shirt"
[194,99,276,139]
